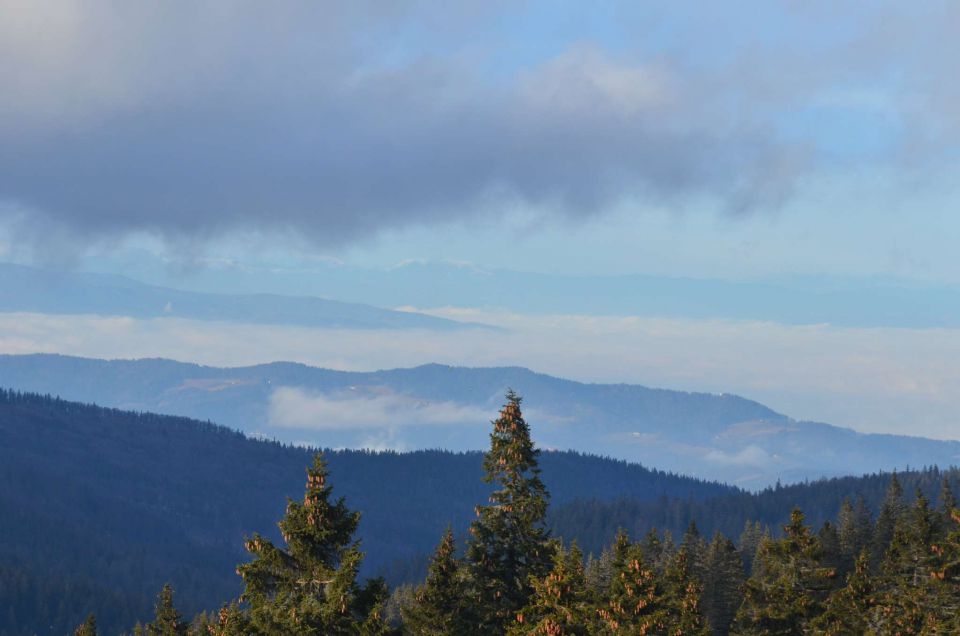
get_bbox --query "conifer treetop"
[235,452,380,634]
[74,614,98,636]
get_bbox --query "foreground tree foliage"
[598,535,668,633]
[701,533,745,635]
[75,392,960,635]
[510,542,592,635]
[662,548,709,636]
[235,454,388,635]
[810,550,875,634]
[400,528,473,635]
[732,509,837,635]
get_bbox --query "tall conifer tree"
[467,391,553,634]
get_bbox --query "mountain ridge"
[1,353,957,488]
[0,261,489,331]
[83,255,960,329]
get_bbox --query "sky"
[2,1,960,439]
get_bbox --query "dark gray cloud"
[0,1,954,251]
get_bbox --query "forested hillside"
[28,392,960,636]
[0,389,729,635]
[551,466,960,556]
[4,388,960,635]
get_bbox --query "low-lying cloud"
[703,445,778,469]
[268,387,489,431]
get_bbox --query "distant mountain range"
[0,262,483,330]
[3,353,958,487]
[77,255,960,329]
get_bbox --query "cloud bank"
[5,1,957,253]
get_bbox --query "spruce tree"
[816,522,842,580]
[237,453,386,635]
[904,491,937,586]
[930,507,960,631]
[681,521,708,580]
[939,477,957,512]
[662,547,709,636]
[738,521,766,575]
[658,531,677,574]
[872,473,905,565]
[355,578,391,636]
[809,550,876,635]
[732,509,835,636]
[401,527,473,635]
[598,540,667,634]
[146,584,187,636]
[878,490,937,587]
[588,529,630,600]
[702,532,745,636]
[466,391,553,634]
[74,613,98,636]
[641,528,665,574]
[208,604,250,636]
[510,542,592,635]
[584,546,615,598]
[872,491,940,634]
[189,612,214,636]
[837,497,872,573]
[936,477,957,538]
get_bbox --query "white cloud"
[267,386,489,431]
[703,445,778,469]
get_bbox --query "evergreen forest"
[5,390,960,634]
